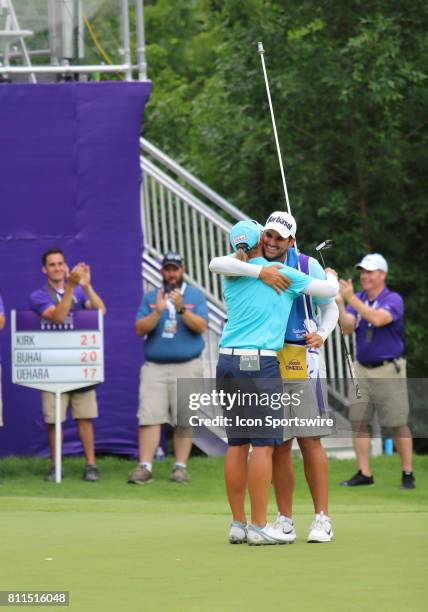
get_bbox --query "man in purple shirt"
[29,248,106,482]
[337,253,415,489]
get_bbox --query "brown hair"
[42,248,65,266]
[235,247,248,262]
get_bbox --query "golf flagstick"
[257,41,310,322]
[257,42,293,216]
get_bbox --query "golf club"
[315,240,362,399]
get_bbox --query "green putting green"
[0,455,426,611]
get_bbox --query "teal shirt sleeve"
[308,257,333,307]
[280,266,311,296]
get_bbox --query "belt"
[358,358,398,369]
[219,348,277,357]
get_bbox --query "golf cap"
[229,220,263,252]
[161,252,183,268]
[264,211,297,238]
[356,253,388,273]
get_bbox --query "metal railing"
[139,142,234,378]
[139,138,354,405]
[140,139,243,313]
[324,326,356,406]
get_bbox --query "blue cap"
[161,252,183,268]
[229,220,263,252]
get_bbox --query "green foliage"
[141,0,427,375]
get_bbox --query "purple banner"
[15,310,100,332]
[0,82,151,458]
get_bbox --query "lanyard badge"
[161,283,187,339]
[363,298,377,343]
[161,318,178,339]
[365,326,374,343]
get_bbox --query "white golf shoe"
[228,521,247,544]
[272,513,297,543]
[247,523,291,545]
[307,512,333,543]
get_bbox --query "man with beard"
[128,252,208,485]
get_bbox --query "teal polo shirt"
[219,257,311,351]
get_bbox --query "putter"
[315,240,362,399]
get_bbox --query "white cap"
[356,253,388,273]
[264,211,297,238]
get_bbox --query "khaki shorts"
[41,389,98,424]
[279,352,332,439]
[137,358,203,426]
[282,378,333,440]
[349,358,409,428]
[0,365,3,427]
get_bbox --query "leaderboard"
[12,310,104,391]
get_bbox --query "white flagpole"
[55,391,62,483]
[257,41,310,321]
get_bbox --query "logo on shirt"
[292,326,306,338]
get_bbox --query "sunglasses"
[164,253,182,262]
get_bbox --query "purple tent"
[0,81,151,457]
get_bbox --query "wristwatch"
[177,306,186,315]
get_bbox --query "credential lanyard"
[363,297,378,341]
[165,283,187,319]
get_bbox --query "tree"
[142,0,428,375]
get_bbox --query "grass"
[0,454,426,611]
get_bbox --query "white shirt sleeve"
[316,301,339,341]
[303,272,338,298]
[209,256,262,278]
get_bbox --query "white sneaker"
[247,523,291,545]
[272,513,297,543]
[229,521,247,544]
[307,512,333,543]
